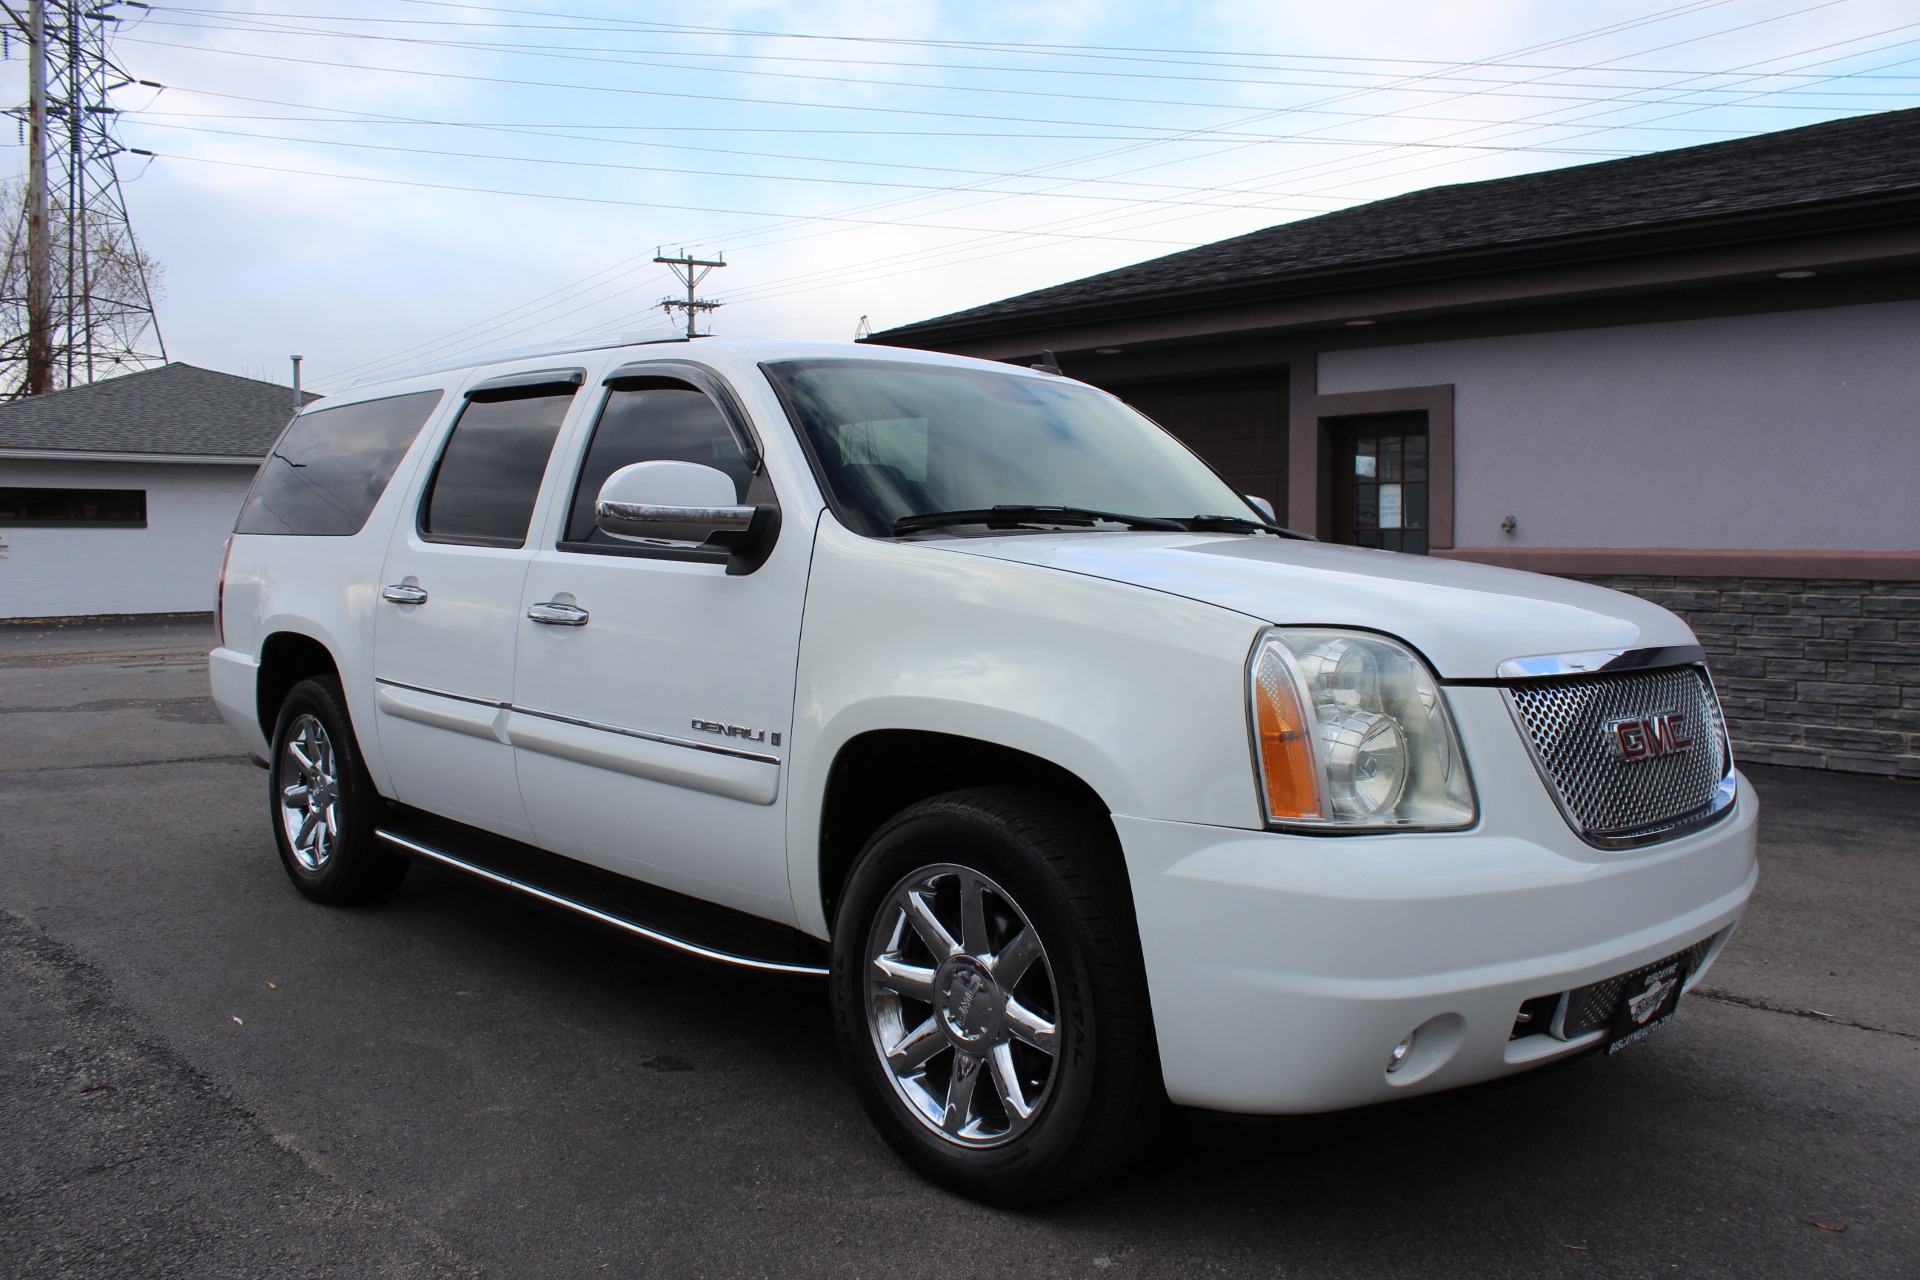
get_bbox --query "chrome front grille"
[1504,663,1734,848]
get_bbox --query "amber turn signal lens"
[1253,655,1320,820]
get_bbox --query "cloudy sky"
[6,0,1920,392]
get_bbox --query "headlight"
[1248,629,1475,831]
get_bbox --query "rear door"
[372,368,587,842]
[508,361,808,924]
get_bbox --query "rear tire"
[268,675,407,905]
[829,787,1167,1205]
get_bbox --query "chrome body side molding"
[372,678,782,804]
[374,681,510,744]
[505,712,780,804]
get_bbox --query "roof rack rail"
[344,329,692,390]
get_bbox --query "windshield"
[762,358,1258,536]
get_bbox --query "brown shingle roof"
[874,106,1920,342]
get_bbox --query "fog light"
[1387,1036,1414,1073]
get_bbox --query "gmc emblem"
[1603,710,1692,761]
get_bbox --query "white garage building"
[0,364,307,619]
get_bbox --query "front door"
[508,366,807,925]
[1331,412,1430,554]
[373,372,583,842]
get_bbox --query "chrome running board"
[375,825,828,977]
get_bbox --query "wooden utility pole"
[653,249,725,339]
[25,0,52,395]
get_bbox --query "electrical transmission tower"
[0,0,166,397]
[653,249,724,339]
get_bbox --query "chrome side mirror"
[596,460,749,541]
[595,460,775,571]
[1244,494,1277,523]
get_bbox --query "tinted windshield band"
[761,357,1262,540]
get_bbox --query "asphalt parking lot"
[1,616,1915,1279]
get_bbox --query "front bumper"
[1115,765,1758,1114]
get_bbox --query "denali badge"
[1603,710,1691,761]
[692,718,781,747]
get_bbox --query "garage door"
[1115,374,1287,519]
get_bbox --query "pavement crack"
[1689,987,1919,1041]
[2,752,252,775]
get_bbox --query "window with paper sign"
[1332,412,1429,555]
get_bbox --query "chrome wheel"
[865,863,1060,1148]
[277,713,341,873]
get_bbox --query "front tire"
[268,675,407,905]
[829,788,1166,1205]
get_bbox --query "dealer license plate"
[1604,958,1690,1055]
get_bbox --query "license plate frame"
[1603,957,1690,1055]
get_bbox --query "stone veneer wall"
[1568,575,1920,780]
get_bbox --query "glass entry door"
[1332,413,1429,554]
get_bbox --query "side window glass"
[421,391,575,547]
[235,390,443,536]
[563,380,752,545]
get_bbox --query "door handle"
[527,600,589,626]
[381,583,428,605]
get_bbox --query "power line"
[127,121,1362,215]
[706,12,1920,311]
[693,0,1876,298]
[133,9,1920,112]
[377,1,1805,349]
[141,151,1196,246]
[232,0,1919,370]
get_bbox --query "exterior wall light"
[1345,319,1376,327]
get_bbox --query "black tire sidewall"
[829,792,1117,1202]
[268,675,397,904]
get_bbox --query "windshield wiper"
[894,505,1188,535]
[1180,513,1316,540]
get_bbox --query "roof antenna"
[1031,350,1063,375]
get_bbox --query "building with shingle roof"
[873,107,1920,779]
[1,364,312,619]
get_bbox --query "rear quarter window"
[234,390,444,536]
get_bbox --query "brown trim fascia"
[1436,546,1920,581]
[1292,382,1454,549]
[871,190,1920,347]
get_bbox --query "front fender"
[784,518,1265,937]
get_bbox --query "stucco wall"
[1317,299,1920,552]
[0,458,258,618]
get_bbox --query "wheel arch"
[255,630,341,742]
[816,728,1124,931]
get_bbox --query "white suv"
[210,335,1756,1204]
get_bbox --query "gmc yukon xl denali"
[210,335,1757,1204]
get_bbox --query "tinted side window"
[234,390,443,536]
[563,381,751,545]
[421,392,574,547]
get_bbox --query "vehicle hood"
[924,533,1696,679]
